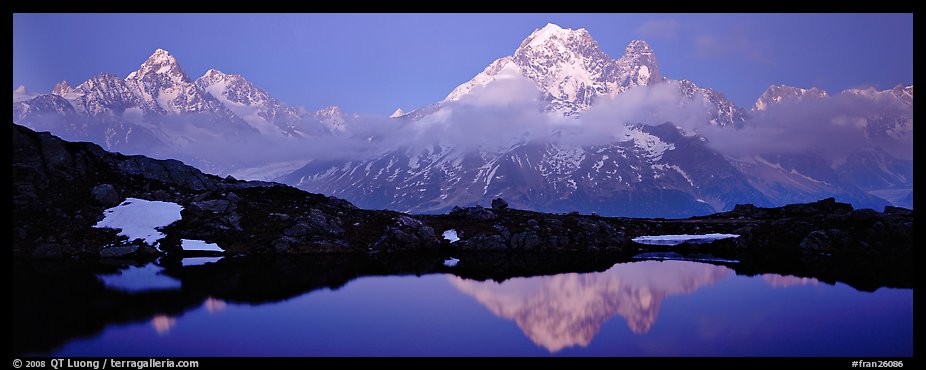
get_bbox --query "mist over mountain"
[13,23,912,217]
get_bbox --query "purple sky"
[13,13,912,115]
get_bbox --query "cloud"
[696,92,912,162]
[575,83,711,144]
[153,76,909,181]
[185,76,710,171]
[634,19,680,40]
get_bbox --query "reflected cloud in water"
[150,315,177,335]
[762,274,820,288]
[203,297,227,314]
[449,260,730,352]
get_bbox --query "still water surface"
[52,260,911,356]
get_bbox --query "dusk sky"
[13,13,912,115]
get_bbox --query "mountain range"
[282,23,911,215]
[12,23,913,217]
[13,48,346,174]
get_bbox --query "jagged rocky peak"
[52,80,73,96]
[517,23,593,50]
[71,73,142,115]
[668,79,745,127]
[315,105,347,132]
[615,39,661,86]
[75,73,135,99]
[12,85,34,102]
[316,105,343,118]
[197,68,250,87]
[407,24,741,125]
[198,68,227,83]
[195,68,258,102]
[193,67,310,137]
[625,39,654,54]
[754,84,828,111]
[831,84,913,107]
[13,93,77,119]
[513,23,631,115]
[129,48,186,82]
[840,85,911,103]
[890,84,913,105]
[121,48,235,115]
[440,23,666,117]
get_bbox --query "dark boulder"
[464,206,496,221]
[99,245,139,258]
[783,197,853,216]
[491,197,509,210]
[883,206,912,216]
[90,184,121,207]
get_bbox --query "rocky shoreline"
[13,123,912,286]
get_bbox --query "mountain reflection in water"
[15,255,909,356]
[449,260,731,352]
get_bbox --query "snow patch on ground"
[444,257,460,267]
[632,233,739,246]
[94,198,183,249]
[624,128,675,160]
[181,239,224,252]
[443,229,460,243]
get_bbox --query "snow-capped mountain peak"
[407,25,738,126]
[131,48,185,82]
[52,80,73,96]
[613,39,662,91]
[390,108,405,118]
[314,105,347,133]
[520,23,588,50]
[670,79,745,127]
[443,56,521,103]
[123,48,231,115]
[624,39,654,54]
[512,24,626,115]
[150,48,175,65]
[524,23,562,47]
[194,67,308,137]
[12,85,36,102]
[890,84,913,105]
[196,68,254,96]
[842,84,913,106]
[200,68,227,80]
[753,84,827,111]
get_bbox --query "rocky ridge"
[14,123,911,281]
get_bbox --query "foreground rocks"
[13,123,437,257]
[12,123,913,278]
